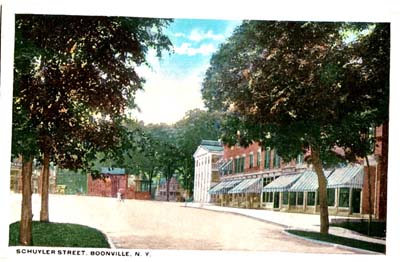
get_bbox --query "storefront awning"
[228,178,262,194]
[209,180,242,195]
[288,170,333,192]
[327,165,364,189]
[263,174,301,192]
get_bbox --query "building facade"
[10,158,57,194]
[88,168,151,200]
[209,142,305,208]
[155,175,182,201]
[193,140,224,203]
[205,124,387,220]
[88,168,128,197]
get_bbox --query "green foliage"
[202,20,389,164]
[9,221,110,248]
[56,169,88,194]
[12,15,173,170]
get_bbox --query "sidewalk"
[185,202,386,245]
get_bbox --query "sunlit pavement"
[185,202,386,245]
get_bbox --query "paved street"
[9,193,368,253]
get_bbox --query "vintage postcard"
[1,0,399,261]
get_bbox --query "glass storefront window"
[289,192,296,206]
[339,188,350,207]
[283,191,289,205]
[297,192,304,206]
[327,188,335,206]
[307,192,315,206]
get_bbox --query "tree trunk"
[311,146,329,234]
[148,170,154,199]
[365,156,373,236]
[166,177,170,202]
[20,156,33,246]
[40,151,50,222]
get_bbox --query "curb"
[282,229,383,255]
[103,232,116,249]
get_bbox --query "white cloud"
[174,43,217,56]
[133,75,205,124]
[172,32,186,38]
[188,29,224,42]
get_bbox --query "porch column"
[349,188,353,215]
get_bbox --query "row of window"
[222,149,304,176]
[262,188,353,208]
[195,156,211,167]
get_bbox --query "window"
[327,188,335,206]
[289,192,296,206]
[234,158,239,174]
[273,151,280,168]
[264,148,271,170]
[257,151,261,167]
[297,192,304,206]
[249,154,254,168]
[262,192,267,202]
[263,177,274,186]
[239,156,245,173]
[282,192,289,205]
[263,192,273,203]
[268,192,274,202]
[296,153,304,164]
[307,192,316,206]
[339,188,350,207]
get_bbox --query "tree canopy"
[13,15,173,169]
[202,20,390,233]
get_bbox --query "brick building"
[87,168,127,198]
[87,168,151,200]
[206,125,388,220]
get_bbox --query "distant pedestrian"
[117,189,124,202]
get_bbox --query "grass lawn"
[330,220,386,238]
[9,221,110,248]
[286,229,385,254]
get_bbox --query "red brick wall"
[88,174,127,198]
[377,122,388,220]
[361,165,377,215]
[125,186,151,200]
[222,142,284,174]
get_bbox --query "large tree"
[13,14,172,243]
[146,124,183,201]
[202,21,389,234]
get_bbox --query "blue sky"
[133,18,241,124]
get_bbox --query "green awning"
[327,165,364,189]
[209,180,242,195]
[288,170,332,192]
[228,178,262,194]
[263,174,301,192]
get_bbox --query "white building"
[193,140,223,203]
